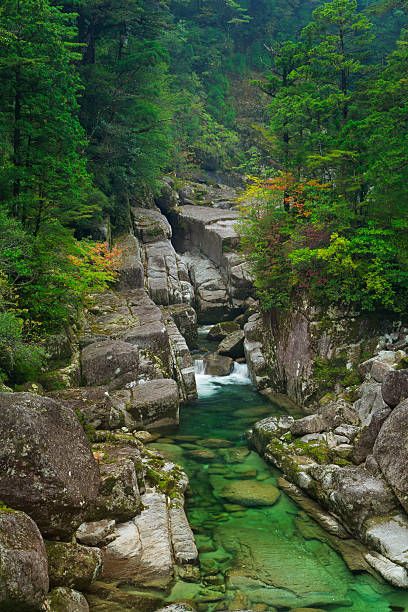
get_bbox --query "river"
[148,329,408,611]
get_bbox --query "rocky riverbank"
[247,335,408,587]
[1,174,407,609]
[0,177,255,610]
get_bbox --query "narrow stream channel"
[149,329,408,612]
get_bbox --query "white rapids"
[194,359,251,398]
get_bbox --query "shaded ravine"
[148,333,408,611]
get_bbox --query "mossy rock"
[46,542,102,591]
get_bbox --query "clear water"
[150,354,408,611]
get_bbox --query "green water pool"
[151,367,408,612]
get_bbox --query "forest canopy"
[0,0,407,385]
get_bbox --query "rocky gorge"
[0,176,407,611]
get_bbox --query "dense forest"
[0,0,407,387]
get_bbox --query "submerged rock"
[220,480,280,507]
[0,392,100,538]
[0,510,49,611]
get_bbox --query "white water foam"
[194,359,251,398]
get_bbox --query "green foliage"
[0,311,45,384]
[241,0,408,315]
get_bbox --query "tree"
[0,0,94,233]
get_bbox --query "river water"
[150,333,408,611]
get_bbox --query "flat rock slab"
[220,480,280,507]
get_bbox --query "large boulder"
[81,340,139,387]
[311,464,399,533]
[0,510,49,611]
[218,330,245,359]
[46,542,102,591]
[381,369,408,408]
[203,353,233,376]
[0,393,100,538]
[126,379,180,429]
[373,398,408,511]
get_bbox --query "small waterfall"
[194,358,251,398]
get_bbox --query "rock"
[373,398,408,511]
[0,392,100,538]
[359,351,397,378]
[126,379,180,429]
[100,521,142,581]
[172,205,239,268]
[220,480,280,507]
[310,464,399,533]
[114,233,144,291]
[182,252,230,322]
[208,321,240,341]
[291,400,359,436]
[164,318,197,402]
[102,491,174,588]
[164,303,198,348]
[381,369,408,407]
[50,386,127,430]
[278,478,348,538]
[333,425,359,441]
[354,381,388,424]
[370,360,393,383]
[218,330,245,359]
[44,587,89,612]
[76,519,116,547]
[0,510,49,611]
[81,340,139,387]
[169,504,198,565]
[93,454,141,522]
[352,406,392,464]
[203,353,233,376]
[187,448,217,462]
[365,514,408,569]
[46,542,102,591]
[155,178,179,213]
[132,207,172,243]
[365,552,408,588]
[249,415,294,454]
[155,607,195,612]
